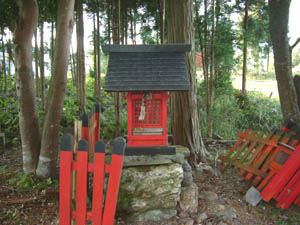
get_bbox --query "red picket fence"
[59,135,126,225]
[219,120,300,209]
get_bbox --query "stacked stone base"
[116,146,198,223]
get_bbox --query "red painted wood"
[102,154,124,225]
[59,150,73,225]
[261,145,300,202]
[125,91,170,147]
[91,151,105,225]
[76,146,88,225]
[277,176,300,209]
[82,127,89,141]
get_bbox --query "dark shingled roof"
[103,44,191,92]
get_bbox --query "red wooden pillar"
[91,141,106,225]
[75,140,89,225]
[59,134,74,225]
[102,137,126,225]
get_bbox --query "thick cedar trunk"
[207,0,215,138]
[39,22,45,110]
[14,0,41,174]
[36,0,75,178]
[168,0,207,163]
[34,29,39,97]
[242,0,248,94]
[76,0,86,114]
[269,0,300,121]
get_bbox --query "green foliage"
[199,83,282,139]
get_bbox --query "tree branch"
[291,37,300,50]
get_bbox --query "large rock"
[178,182,198,217]
[117,163,184,222]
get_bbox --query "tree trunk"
[159,0,165,44]
[76,0,86,114]
[241,0,248,94]
[1,30,7,93]
[34,29,39,97]
[39,22,45,110]
[112,0,121,136]
[107,0,112,45]
[51,21,55,75]
[93,13,98,100]
[36,0,75,178]
[96,10,101,102]
[167,0,207,163]
[269,0,300,121]
[207,0,215,138]
[14,0,41,174]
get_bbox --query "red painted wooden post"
[81,114,89,141]
[102,137,126,225]
[261,145,300,202]
[75,139,89,225]
[91,141,106,225]
[59,134,74,225]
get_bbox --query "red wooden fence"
[59,135,126,225]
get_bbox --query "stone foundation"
[116,146,197,223]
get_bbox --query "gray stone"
[178,182,198,217]
[176,145,190,158]
[216,206,237,220]
[165,153,185,165]
[195,212,208,223]
[195,163,221,177]
[182,171,193,187]
[117,163,183,222]
[178,218,194,225]
[245,186,262,206]
[128,208,177,222]
[183,160,192,172]
[199,191,218,201]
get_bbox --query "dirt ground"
[0,141,299,225]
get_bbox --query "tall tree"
[241,0,248,94]
[269,0,300,121]
[39,22,45,110]
[76,0,86,114]
[14,0,41,174]
[34,29,39,97]
[36,0,75,177]
[168,0,207,163]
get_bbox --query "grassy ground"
[232,76,279,99]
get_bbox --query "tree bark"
[96,9,101,102]
[36,0,75,178]
[76,0,86,114]
[34,29,39,97]
[159,0,165,44]
[269,0,300,121]
[39,22,45,110]
[50,21,55,76]
[1,31,7,93]
[207,0,216,138]
[242,0,248,94]
[14,0,41,174]
[167,0,207,163]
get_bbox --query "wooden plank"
[261,145,300,202]
[76,140,88,225]
[277,174,300,209]
[102,137,126,225]
[92,141,106,225]
[59,134,74,225]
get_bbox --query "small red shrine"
[103,44,191,155]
